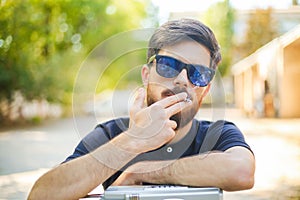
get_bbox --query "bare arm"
[28,133,139,200]
[113,146,255,191]
[28,89,190,200]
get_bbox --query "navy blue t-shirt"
[64,117,251,189]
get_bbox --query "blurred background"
[0,0,300,199]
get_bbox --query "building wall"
[234,64,265,116]
[280,38,300,117]
[234,73,244,109]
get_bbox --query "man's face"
[142,40,212,129]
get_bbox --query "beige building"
[169,6,300,43]
[231,24,300,118]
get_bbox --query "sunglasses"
[148,55,215,87]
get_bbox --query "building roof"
[231,24,300,75]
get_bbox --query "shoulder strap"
[198,120,225,154]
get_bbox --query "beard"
[147,86,200,130]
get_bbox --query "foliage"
[202,0,235,76]
[293,0,299,5]
[235,7,279,60]
[0,0,156,122]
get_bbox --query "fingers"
[151,92,191,118]
[165,101,189,118]
[154,92,187,108]
[130,90,189,131]
[168,120,177,130]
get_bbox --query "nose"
[173,69,189,87]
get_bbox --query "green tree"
[202,0,235,76]
[0,0,155,123]
[293,0,299,6]
[236,8,279,59]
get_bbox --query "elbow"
[27,174,53,200]
[27,180,45,200]
[223,169,255,191]
[231,170,255,190]
[223,159,255,191]
[28,192,38,200]
[28,187,40,200]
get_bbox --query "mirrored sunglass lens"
[156,55,214,87]
[189,65,214,86]
[157,57,180,78]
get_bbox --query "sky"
[151,0,294,23]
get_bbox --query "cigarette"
[184,96,192,103]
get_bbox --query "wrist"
[112,131,145,155]
[134,160,176,184]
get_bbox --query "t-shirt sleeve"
[63,127,110,163]
[63,118,129,163]
[200,120,252,154]
[214,120,252,153]
[62,118,129,189]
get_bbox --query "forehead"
[158,40,211,66]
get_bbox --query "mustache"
[161,86,192,100]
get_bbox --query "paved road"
[0,116,100,199]
[0,112,300,200]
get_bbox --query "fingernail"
[138,88,144,94]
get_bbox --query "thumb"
[130,88,146,115]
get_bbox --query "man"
[28,18,255,200]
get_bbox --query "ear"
[141,64,150,87]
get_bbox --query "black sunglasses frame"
[148,54,215,87]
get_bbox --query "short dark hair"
[147,18,221,69]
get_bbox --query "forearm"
[169,147,254,191]
[136,147,255,191]
[28,133,139,200]
[28,154,106,200]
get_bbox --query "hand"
[111,162,149,186]
[112,170,141,186]
[127,88,189,153]
[112,160,174,186]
